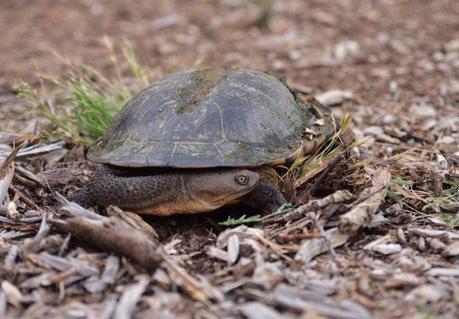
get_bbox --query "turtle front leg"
[239,180,287,214]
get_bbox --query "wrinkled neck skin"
[72,165,263,216]
[185,169,260,211]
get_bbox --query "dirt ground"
[1,0,458,318]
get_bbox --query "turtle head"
[188,169,260,210]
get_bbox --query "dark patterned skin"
[73,165,285,215]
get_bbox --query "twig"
[9,184,44,212]
[263,190,353,223]
[312,213,337,259]
[49,194,162,270]
[252,232,293,262]
[0,141,65,160]
[278,232,322,242]
[15,165,47,188]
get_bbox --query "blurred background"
[1,0,458,144]
[1,0,457,87]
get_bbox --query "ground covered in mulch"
[1,1,458,318]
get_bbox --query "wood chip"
[295,228,350,263]
[426,268,459,277]
[0,147,19,209]
[339,168,391,235]
[316,90,353,106]
[372,244,402,255]
[227,234,240,265]
[50,195,163,270]
[267,190,353,223]
[406,284,450,302]
[1,281,25,307]
[442,241,459,257]
[409,228,459,240]
[238,302,283,319]
[162,253,224,303]
[0,289,6,318]
[101,256,120,285]
[113,275,149,319]
[106,206,158,238]
[0,141,65,161]
[273,284,371,319]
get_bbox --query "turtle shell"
[87,69,335,168]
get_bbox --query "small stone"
[150,14,181,30]
[397,256,415,270]
[370,268,390,279]
[333,40,360,61]
[436,153,448,169]
[382,114,398,124]
[418,237,426,251]
[1,281,24,307]
[442,241,459,257]
[376,133,400,144]
[384,273,420,289]
[422,118,438,130]
[227,234,240,265]
[288,50,302,61]
[363,126,384,136]
[432,51,445,62]
[316,90,353,106]
[406,284,449,302]
[444,39,459,52]
[272,60,285,70]
[372,244,402,255]
[83,276,106,293]
[238,302,283,319]
[428,238,446,251]
[409,102,436,118]
[427,267,459,277]
[437,136,456,144]
[396,229,407,244]
[385,126,406,138]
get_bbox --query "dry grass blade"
[252,232,292,262]
[291,112,352,181]
[17,41,149,146]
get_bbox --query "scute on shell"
[88,69,335,168]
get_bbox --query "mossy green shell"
[87,69,335,168]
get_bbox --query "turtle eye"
[235,174,249,185]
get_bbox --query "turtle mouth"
[211,186,257,207]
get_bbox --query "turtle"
[72,68,336,216]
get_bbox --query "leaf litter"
[1,1,459,318]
